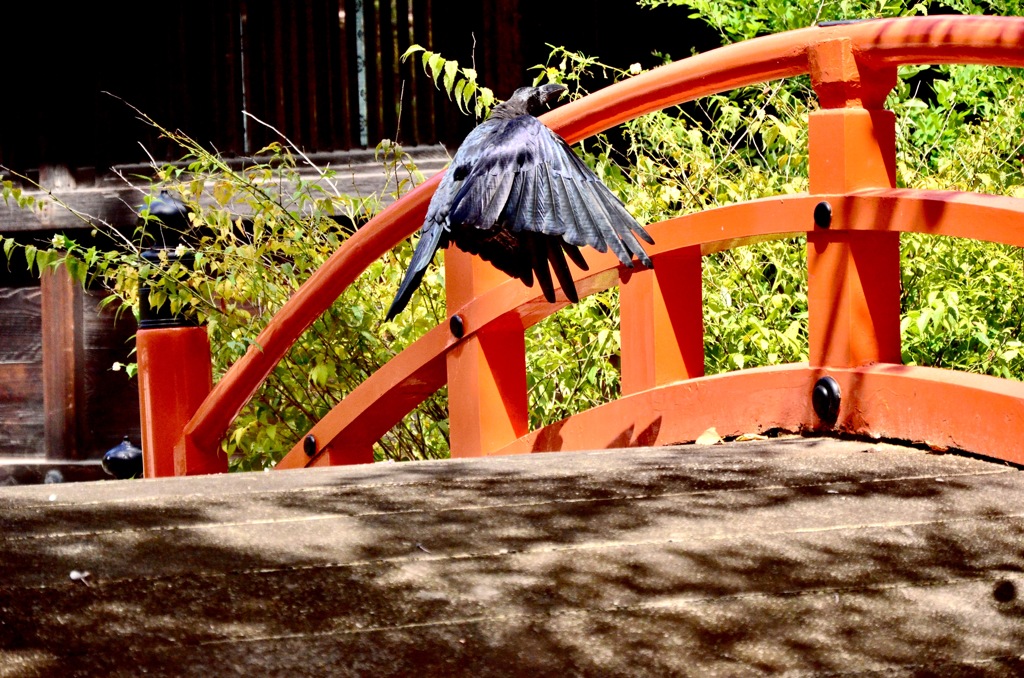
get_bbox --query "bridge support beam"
[620,245,704,394]
[445,248,529,457]
[807,39,901,368]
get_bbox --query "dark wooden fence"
[1,1,712,178]
[0,0,533,177]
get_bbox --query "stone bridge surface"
[1,436,1023,676]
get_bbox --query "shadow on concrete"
[1,438,1023,675]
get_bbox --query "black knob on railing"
[102,437,144,479]
[450,314,466,338]
[812,376,841,425]
[813,201,833,228]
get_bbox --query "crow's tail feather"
[386,225,447,321]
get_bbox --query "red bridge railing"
[138,16,1024,475]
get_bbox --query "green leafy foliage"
[3,113,449,469]
[401,45,496,119]
[520,0,1024,412]
[526,291,623,428]
[887,3,1024,381]
[523,44,812,384]
[704,242,808,372]
[638,0,927,42]
[631,0,1024,385]
[901,237,1024,378]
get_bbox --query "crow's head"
[491,84,567,119]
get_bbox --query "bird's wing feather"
[545,237,579,304]
[526,232,555,303]
[386,122,505,319]
[446,119,522,228]
[447,116,651,269]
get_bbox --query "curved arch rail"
[155,15,1024,473]
[274,189,1024,468]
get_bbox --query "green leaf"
[478,88,494,110]
[310,363,331,388]
[427,52,445,84]
[24,245,37,272]
[443,59,459,92]
[401,44,425,61]
[65,257,87,283]
[34,249,52,271]
[454,79,468,113]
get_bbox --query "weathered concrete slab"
[1,436,1023,676]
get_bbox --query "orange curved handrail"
[277,188,1024,468]
[545,16,1024,145]
[177,15,1024,468]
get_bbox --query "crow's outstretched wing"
[386,111,653,319]
[447,114,653,278]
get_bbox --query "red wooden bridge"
[3,15,1024,675]
[142,14,1024,475]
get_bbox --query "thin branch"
[242,110,342,198]
[0,165,139,253]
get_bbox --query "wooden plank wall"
[0,288,44,457]
[0,277,139,461]
[1,1,718,179]
[80,289,142,460]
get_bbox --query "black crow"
[385,83,653,320]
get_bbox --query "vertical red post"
[137,326,221,477]
[445,247,529,457]
[620,246,705,394]
[806,39,901,368]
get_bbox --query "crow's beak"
[537,83,567,106]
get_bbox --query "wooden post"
[620,246,704,395]
[40,263,85,460]
[445,247,529,457]
[38,167,87,461]
[806,39,901,368]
